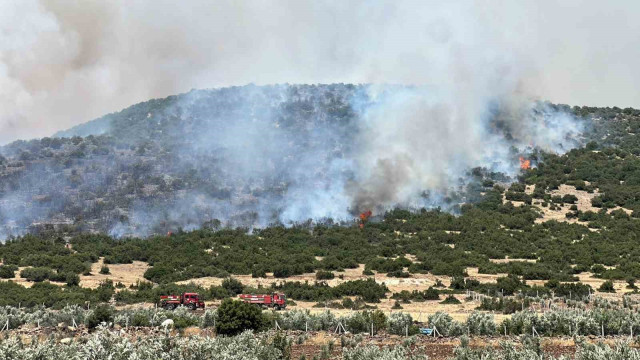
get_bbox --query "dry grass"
[465,267,508,284]
[529,185,631,224]
[575,272,631,295]
[291,295,503,323]
[79,257,150,289]
[177,264,450,294]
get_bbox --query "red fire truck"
[159,292,205,310]
[238,293,287,310]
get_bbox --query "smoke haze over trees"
[0,84,583,238]
[0,1,637,237]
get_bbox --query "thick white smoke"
[1,1,639,144]
[0,0,626,237]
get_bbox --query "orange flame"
[519,157,531,170]
[360,210,372,221]
[359,210,372,229]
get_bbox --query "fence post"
[405,325,408,337]
[601,323,604,338]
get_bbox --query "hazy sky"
[1,0,639,143]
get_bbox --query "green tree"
[222,277,244,295]
[66,273,80,287]
[599,280,616,293]
[216,299,268,336]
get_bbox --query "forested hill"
[0,83,638,239]
[0,84,361,238]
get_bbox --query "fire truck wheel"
[274,305,281,311]
[166,304,175,310]
[188,303,196,310]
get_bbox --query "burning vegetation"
[359,210,372,229]
[519,156,531,170]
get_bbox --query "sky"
[1,0,639,144]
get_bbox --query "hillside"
[0,84,361,237]
[2,88,640,359]
[0,83,591,238]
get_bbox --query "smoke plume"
[1,1,639,144]
[0,1,631,237]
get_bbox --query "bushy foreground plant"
[217,299,269,336]
[452,336,640,360]
[343,344,428,360]
[4,304,640,338]
[0,305,86,329]
[388,312,419,336]
[0,328,282,360]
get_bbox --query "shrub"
[0,266,16,279]
[591,264,606,274]
[100,265,110,275]
[428,311,464,336]
[316,271,335,280]
[222,277,245,295]
[343,344,419,360]
[201,310,218,328]
[0,328,283,359]
[424,287,440,300]
[344,310,387,334]
[216,299,268,336]
[65,273,80,287]
[270,331,291,360]
[440,295,461,304]
[131,312,151,327]
[466,311,496,335]
[387,312,414,335]
[273,266,292,278]
[86,304,114,329]
[251,267,267,278]
[20,267,55,282]
[387,270,411,278]
[170,308,201,329]
[599,280,616,293]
